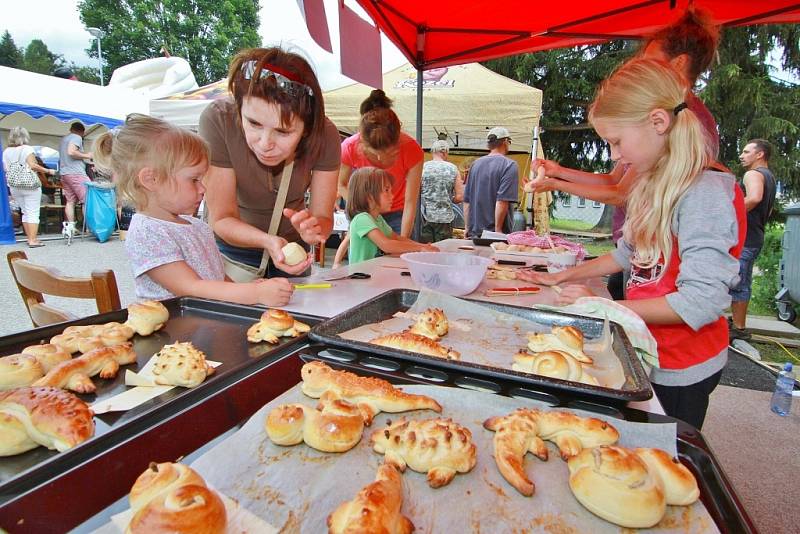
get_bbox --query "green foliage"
[78,0,262,86]
[750,223,784,315]
[72,64,100,84]
[0,30,22,68]
[22,39,64,75]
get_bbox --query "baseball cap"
[487,126,511,141]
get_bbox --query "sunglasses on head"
[241,60,314,99]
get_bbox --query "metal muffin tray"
[0,297,320,502]
[309,289,652,404]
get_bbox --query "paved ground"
[2,232,798,531]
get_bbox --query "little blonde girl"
[93,114,294,305]
[346,167,437,265]
[520,59,745,429]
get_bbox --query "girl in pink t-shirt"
[93,115,294,305]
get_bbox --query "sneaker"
[729,326,752,342]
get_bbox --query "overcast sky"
[1,0,407,90]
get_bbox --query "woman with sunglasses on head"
[338,90,424,237]
[199,47,340,279]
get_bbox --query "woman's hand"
[253,277,294,306]
[555,284,596,305]
[284,208,326,246]
[265,235,314,275]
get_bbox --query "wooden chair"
[6,250,122,327]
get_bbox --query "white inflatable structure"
[109,57,198,99]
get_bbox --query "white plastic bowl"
[401,252,493,296]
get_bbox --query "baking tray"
[0,297,321,502]
[472,237,507,246]
[310,289,652,404]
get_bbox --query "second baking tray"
[310,289,652,403]
[0,297,320,501]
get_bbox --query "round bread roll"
[281,242,307,266]
[0,354,44,391]
[126,300,170,336]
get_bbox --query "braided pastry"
[152,342,214,388]
[370,418,476,488]
[369,332,460,361]
[33,343,137,393]
[408,308,448,340]
[21,344,71,373]
[512,349,598,386]
[327,464,414,534]
[266,395,365,453]
[126,300,170,336]
[127,462,226,534]
[300,361,441,425]
[0,354,44,391]
[247,309,310,343]
[0,386,94,456]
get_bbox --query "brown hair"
[642,8,720,84]
[346,167,394,220]
[93,114,209,210]
[359,89,401,152]
[227,47,325,161]
[747,138,772,162]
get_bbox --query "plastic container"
[400,252,492,296]
[770,362,795,416]
[546,251,578,273]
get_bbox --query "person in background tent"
[59,122,93,238]
[419,140,463,243]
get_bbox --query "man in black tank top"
[730,139,778,340]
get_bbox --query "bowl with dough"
[401,252,492,296]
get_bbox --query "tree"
[21,39,64,75]
[0,30,22,68]
[78,0,262,86]
[484,24,800,198]
[72,63,100,84]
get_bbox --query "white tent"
[0,66,149,150]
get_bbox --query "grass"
[748,338,800,366]
[550,218,597,232]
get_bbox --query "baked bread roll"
[21,344,71,373]
[0,354,44,391]
[282,242,308,266]
[483,410,548,496]
[0,386,95,456]
[370,418,477,488]
[300,361,441,425]
[408,308,448,340]
[266,396,364,453]
[327,464,414,534]
[247,309,311,343]
[531,409,620,460]
[526,325,593,364]
[152,342,214,388]
[369,332,460,361]
[634,448,700,506]
[512,350,598,386]
[126,300,170,336]
[33,343,137,393]
[50,322,135,354]
[128,462,226,534]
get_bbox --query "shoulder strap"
[257,161,295,273]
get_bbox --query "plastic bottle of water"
[770,362,795,416]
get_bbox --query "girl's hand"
[253,277,294,306]
[421,243,439,252]
[556,284,596,305]
[532,158,562,178]
[516,269,560,285]
[284,208,326,246]
[266,236,313,275]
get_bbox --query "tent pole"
[415,68,423,144]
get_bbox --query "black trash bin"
[776,202,800,322]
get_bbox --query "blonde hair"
[346,167,394,220]
[589,59,711,269]
[7,126,30,147]
[93,114,209,210]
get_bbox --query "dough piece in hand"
[526,325,593,364]
[126,300,170,336]
[512,349,598,386]
[370,418,477,488]
[152,342,215,388]
[300,360,442,425]
[370,332,460,361]
[33,343,137,393]
[266,396,364,453]
[483,410,548,496]
[530,409,619,460]
[408,308,448,340]
[0,386,95,456]
[282,242,308,266]
[247,309,311,344]
[21,344,71,373]
[327,464,414,534]
[0,354,44,391]
[128,462,226,534]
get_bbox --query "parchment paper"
[338,289,625,389]
[188,383,718,533]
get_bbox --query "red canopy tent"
[356,0,800,69]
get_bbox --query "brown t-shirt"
[198,98,341,245]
